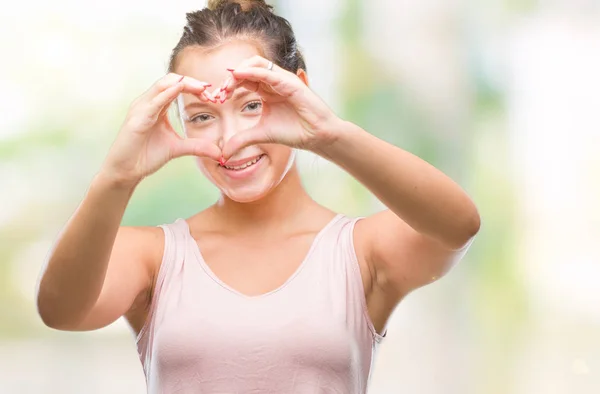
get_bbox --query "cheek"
[185,126,220,142]
[261,146,296,187]
[267,146,294,170]
[195,157,218,181]
[238,112,261,131]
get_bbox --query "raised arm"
[36,174,159,331]
[317,122,480,300]
[36,73,221,331]
[218,56,480,306]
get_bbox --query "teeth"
[224,155,262,170]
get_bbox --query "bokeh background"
[1,0,599,392]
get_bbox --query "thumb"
[171,137,222,162]
[222,126,271,161]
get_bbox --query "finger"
[203,89,218,103]
[231,55,273,71]
[145,73,183,97]
[146,74,211,111]
[219,76,232,94]
[180,77,212,95]
[149,73,210,96]
[230,55,290,81]
[149,81,186,118]
[217,68,258,102]
[171,137,222,161]
[217,76,234,103]
[222,127,272,161]
[232,66,281,86]
[221,80,260,102]
[150,76,213,115]
[231,67,300,97]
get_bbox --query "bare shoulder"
[70,225,166,332]
[116,226,164,266]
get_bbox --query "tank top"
[135,214,386,393]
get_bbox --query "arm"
[220,56,480,300]
[315,121,480,298]
[35,173,160,330]
[36,72,220,331]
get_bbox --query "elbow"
[35,285,79,330]
[467,209,481,238]
[35,265,63,329]
[37,311,62,330]
[36,303,58,330]
[35,289,62,329]
[447,206,481,251]
[457,208,481,250]
[36,302,79,331]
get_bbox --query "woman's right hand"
[101,73,221,187]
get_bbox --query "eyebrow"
[231,89,255,102]
[183,89,257,112]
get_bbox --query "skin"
[35,40,480,339]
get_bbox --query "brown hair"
[168,0,306,74]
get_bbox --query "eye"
[189,113,214,123]
[242,100,263,112]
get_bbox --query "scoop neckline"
[182,213,344,300]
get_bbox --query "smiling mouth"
[219,154,265,171]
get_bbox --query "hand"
[218,56,341,161]
[101,73,222,186]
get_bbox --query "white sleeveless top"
[136,214,386,393]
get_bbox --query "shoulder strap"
[136,219,187,377]
[338,216,386,343]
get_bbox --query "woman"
[36,0,480,392]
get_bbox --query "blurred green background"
[1,0,599,392]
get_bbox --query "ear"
[296,69,309,87]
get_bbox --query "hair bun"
[207,0,271,12]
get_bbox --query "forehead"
[175,40,262,85]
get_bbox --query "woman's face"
[174,41,295,203]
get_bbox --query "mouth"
[219,154,265,172]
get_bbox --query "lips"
[220,154,265,171]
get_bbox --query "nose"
[216,114,240,150]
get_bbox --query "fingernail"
[221,78,231,92]
[203,92,217,103]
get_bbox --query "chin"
[223,185,271,203]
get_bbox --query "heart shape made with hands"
[205,68,302,166]
[187,59,334,166]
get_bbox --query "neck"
[212,164,315,231]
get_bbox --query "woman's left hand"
[219,56,341,161]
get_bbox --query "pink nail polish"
[222,77,231,92]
